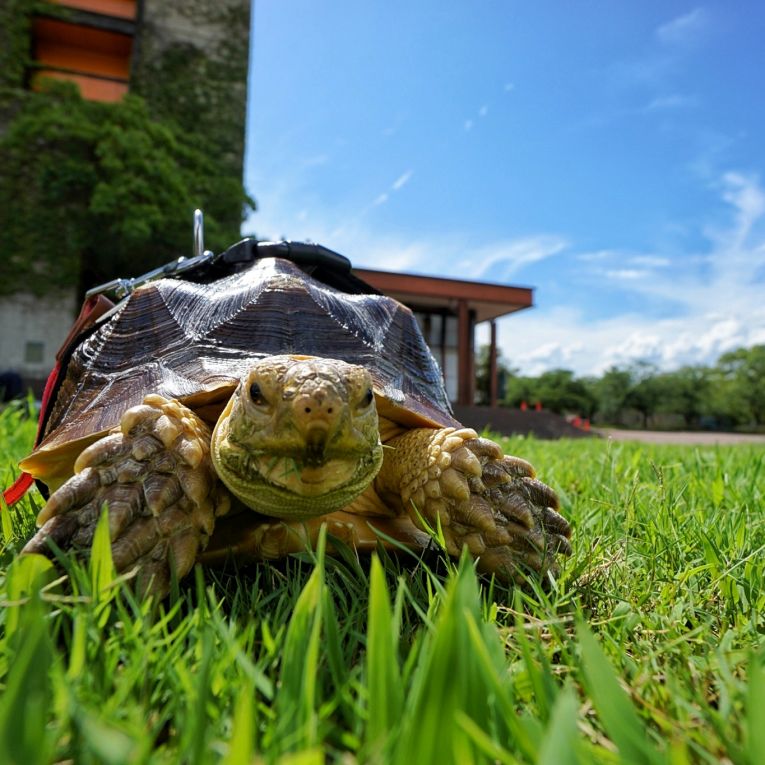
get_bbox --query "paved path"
[596,428,765,445]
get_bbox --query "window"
[49,1,137,20]
[414,310,460,402]
[30,17,133,102]
[24,341,45,364]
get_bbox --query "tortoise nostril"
[327,407,333,414]
[304,406,311,413]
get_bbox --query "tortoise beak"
[304,423,329,465]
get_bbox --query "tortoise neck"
[378,416,407,443]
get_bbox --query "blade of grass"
[222,678,255,765]
[537,687,580,765]
[0,584,54,764]
[90,504,115,628]
[746,649,765,765]
[364,555,404,757]
[273,528,328,754]
[577,622,662,765]
[4,552,54,638]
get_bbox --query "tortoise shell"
[26,257,458,482]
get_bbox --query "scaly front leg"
[375,427,571,580]
[23,395,230,596]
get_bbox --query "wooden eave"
[352,267,534,323]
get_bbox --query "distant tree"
[624,362,664,428]
[504,375,537,409]
[0,83,254,298]
[494,346,765,432]
[594,366,633,425]
[536,369,597,416]
[703,367,746,428]
[656,366,711,428]
[504,368,596,417]
[714,345,765,427]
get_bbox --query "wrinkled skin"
[212,357,383,515]
[23,356,572,596]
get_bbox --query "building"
[0,2,533,409]
[354,267,531,407]
[0,0,251,387]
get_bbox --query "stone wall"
[0,0,252,383]
[131,0,251,233]
[0,289,77,387]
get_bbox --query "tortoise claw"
[397,429,572,581]
[22,395,228,598]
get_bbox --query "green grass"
[1,404,764,764]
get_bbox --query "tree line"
[476,344,765,431]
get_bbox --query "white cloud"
[479,105,489,118]
[244,169,566,280]
[642,93,697,112]
[576,249,616,262]
[493,171,765,375]
[496,305,765,377]
[244,164,451,274]
[720,171,765,237]
[630,255,671,268]
[391,170,413,191]
[504,82,515,93]
[604,269,650,281]
[577,251,671,270]
[612,9,708,95]
[464,119,474,132]
[470,236,568,280]
[245,152,765,378]
[367,170,414,210]
[655,7,708,46]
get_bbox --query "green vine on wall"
[0,0,254,299]
[130,0,252,235]
[0,0,74,102]
[0,83,254,297]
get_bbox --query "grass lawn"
[1,401,763,764]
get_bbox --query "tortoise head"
[211,355,383,517]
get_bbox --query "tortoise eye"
[249,381,267,406]
[362,388,374,408]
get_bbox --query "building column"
[489,319,498,408]
[458,298,471,405]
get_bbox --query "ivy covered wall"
[0,0,74,114]
[0,0,254,378]
[0,0,253,297]
[131,0,251,214]
[0,0,34,124]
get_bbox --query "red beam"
[354,269,532,308]
[489,319,498,408]
[458,299,470,405]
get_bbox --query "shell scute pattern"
[39,258,453,451]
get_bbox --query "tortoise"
[18,250,571,595]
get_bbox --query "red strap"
[2,294,114,508]
[2,472,35,507]
[36,359,62,443]
[2,359,62,508]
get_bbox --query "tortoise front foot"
[377,428,571,580]
[23,395,229,597]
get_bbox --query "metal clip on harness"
[85,209,376,301]
[85,209,219,300]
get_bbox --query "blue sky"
[243,2,765,376]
